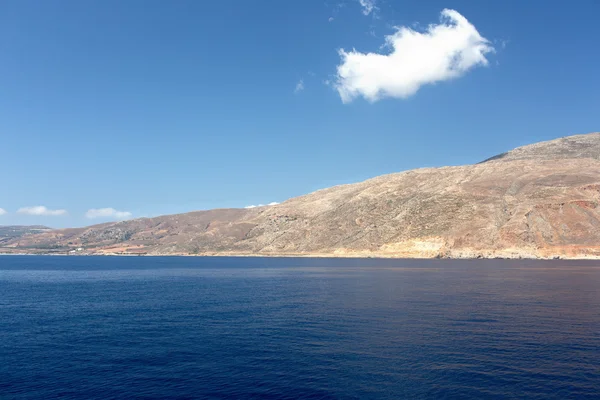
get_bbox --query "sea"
[1,256,600,399]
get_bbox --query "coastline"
[2,250,600,260]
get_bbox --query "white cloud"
[328,17,334,22]
[294,79,305,93]
[0,208,6,216]
[85,208,132,220]
[17,206,67,216]
[244,202,279,209]
[359,0,376,15]
[335,9,494,103]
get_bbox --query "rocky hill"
[3,132,600,259]
[481,132,600,163]
[0,226,52,245]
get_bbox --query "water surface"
[1,256,600,399]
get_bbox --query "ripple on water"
[1,256,600,399]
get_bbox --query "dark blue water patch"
[2,254,600,271]
[1,256,600,399]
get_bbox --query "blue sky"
[1,0,599,227]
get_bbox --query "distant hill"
[4,132,600,259]
[0,226,52,245]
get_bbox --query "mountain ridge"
[0,225,52,245]
[3,132,600,259]
[480,132,600,163]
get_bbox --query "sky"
[1,0,599,228]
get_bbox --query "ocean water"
[1,256,600,399]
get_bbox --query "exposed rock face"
[4,132,600,259]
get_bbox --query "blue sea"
[1,256,600,399]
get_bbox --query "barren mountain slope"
[5,133,600,259]
[0,225,52,245]
[481,132,600,163]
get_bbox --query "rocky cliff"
[4,132,600,259]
